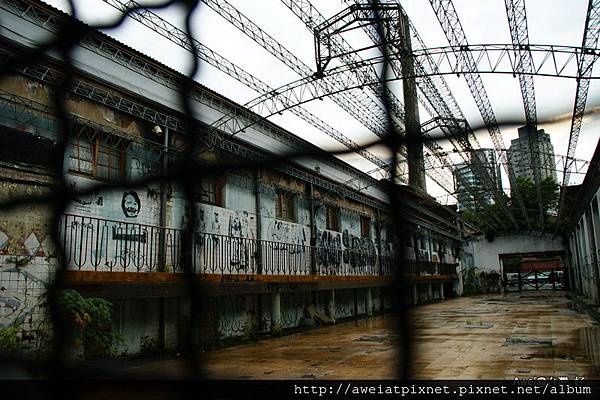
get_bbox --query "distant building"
[454,148,501,212]
[507,126,557,187]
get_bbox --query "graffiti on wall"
[314,229,342,270]
[69,180,104,214]
[121,191,141,218]
[0,263,49,351]
[195,204,258,271]
[266,219,307,252]
[131,157,157,177]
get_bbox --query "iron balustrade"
[58,214,398,276]
[406,260,457,276]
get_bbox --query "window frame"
[68,135,125,182]
[196,176,225,207]
[275,190,296,223]
[360,215,371,238]
[326,206,341,232]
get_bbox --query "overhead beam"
[557,0,600,229]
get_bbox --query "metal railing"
[59,214,455,277]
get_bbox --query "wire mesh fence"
[4,0,594,388]
[0,0,423,382]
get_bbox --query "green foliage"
[462,267,501,296]
[57,289,122,358]
[464,176,559,234]
[462,266,481,296]
[0,326,20,354]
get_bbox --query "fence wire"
[0,0,457,387]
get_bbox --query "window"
[326,206,340,231]
[360,215,371,238]
[276,191,295,222]
[68,136,124,181]
[197,177,224,206]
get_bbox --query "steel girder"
[198,0,390,140]
[0,46,389,210]
[98,0,394,179]
[281,0,508,229]
[557,0,600,228]
[0,0,390,194]
[504,0,540,229]
[278,0,463,196]
[312,2,512,229]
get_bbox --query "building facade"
[454,148,501,212]
[507,126,557,187]
[0,0,465,356]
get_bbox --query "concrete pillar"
[428,282,433,301]
[440,283,445,299]
[327,289,336,323]
[271,291,281,334]
[399,12,425,190]
[366,288,373,316]
[412,284,418,305]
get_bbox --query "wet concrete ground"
[127,291,600,379]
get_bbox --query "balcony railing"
[58,214,454,277]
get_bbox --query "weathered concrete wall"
[463,234,564,272]
[567,184,600,304]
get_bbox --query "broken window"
[197,176,224,207]
[326,206,341,231]
[360,215,371,238]
[68,136,124,181]
[276,190,295,222]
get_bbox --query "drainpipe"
[309,182,316,275]
[255,168,263,275]
[255,168,263,331]
[376,208,382,275]
[158,126,168,350]
[158,126,169,272]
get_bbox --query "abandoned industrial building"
[1,0,600,383]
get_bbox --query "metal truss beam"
[504,0,541,229]
[281,0,494,210]
[198,0,390,142]
[0,44,389,211]
[280,0,406,127]
[557,0,600,228]
[284,1,514,229]
[99,0,396,180]
[0,0,390,195]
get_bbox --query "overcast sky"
[46,0,600,202]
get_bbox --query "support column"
[427,282,433,301]
[308,182,317,275]
[158,298,166,350]
[255,168,263,275]
[366,288,373,316]
[158,126,169,272]
[440,283,445,300]
[271,291,281,335]
[399,12,425,190]
[412,284,418,305]
[327,289,336,323]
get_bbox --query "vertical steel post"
[255,168,263,275]
[398,12,426,190]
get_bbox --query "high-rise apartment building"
[507,126,557,186]
[454,149,501,212]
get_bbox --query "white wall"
[463,234,564,272]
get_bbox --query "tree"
[461,176,559,234]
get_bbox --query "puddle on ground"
[462,322,494,329]
[579,327,600,376]
[504,336,553,347]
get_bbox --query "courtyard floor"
[127,291,600,379]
